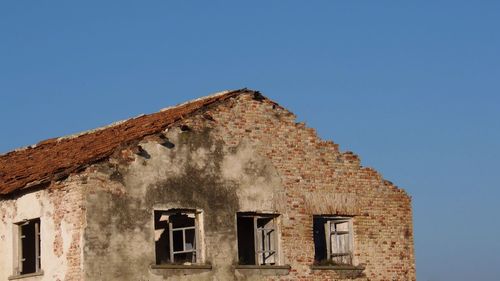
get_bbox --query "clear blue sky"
[1,1,499,280]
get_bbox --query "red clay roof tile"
[0,89,255,195]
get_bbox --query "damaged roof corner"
[0,88,261,196]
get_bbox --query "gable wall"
[80,93,415,281]
[207,94,416,280]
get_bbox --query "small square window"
[15,218,41,275]
[313,216,353,265]
[237,213,279,265]
[154,210,201,264]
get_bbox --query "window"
[154,210,201,264]
[313,216,353,265]
[237,213,279,265]
[15,218,41,275]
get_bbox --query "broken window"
[237,213,279,265]
[154,210,201,264]
[313,216,353,265]
[16,218,41,275]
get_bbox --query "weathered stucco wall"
[0,181,85,281]
[82,126,285,281]
[79,93,415,281]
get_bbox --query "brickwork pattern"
[182,94,416,281]
[49,181,86,281]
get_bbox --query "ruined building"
[0,90,415,281]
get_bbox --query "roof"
[0,89,258,196]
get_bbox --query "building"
[0,89,416,281]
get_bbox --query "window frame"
[153,209,203,265]
[168,216,197,263]
[313,215,354,266]
[14,218,41,276]
[236,212,280,266]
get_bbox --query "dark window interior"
[154,211,170,264]
[313,217,328,262]
[237,216,255,265]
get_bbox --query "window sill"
[150,264,212,270]
[311,265,365,278]
[311,264,364,270]
[235,265,291,276]
[235,265,291,270]
[8,271,44,280]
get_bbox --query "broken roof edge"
[0,88,408,199]
[0,88,251,158]
[159,89,236,112]
[56,89,244,143]
[0,88,261,195]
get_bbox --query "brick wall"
[183,94,416,280]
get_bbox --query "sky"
[1,1,499,280]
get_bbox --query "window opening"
[17,218,41,275]
[154,210,199,264]
[237,213,279,265]
[313,216,353,265]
